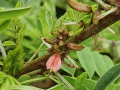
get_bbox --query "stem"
[106,27,116,34]
[61,21,79,26]
[25,69,41,76]
[15,25,19,45]
[67,55,80,69]
[20,76,48,84]
[0,39,7,58]
[27,43,44,62]
[94,0,111,10]
[55,72,75,90]
[97,7,117,19]
[40,36,51,48]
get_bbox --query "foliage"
[0,0,120,90]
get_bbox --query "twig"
[27,43,44,62]
[55,72,75,90]
[0,39,7,58]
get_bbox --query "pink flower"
[46,52,61,72]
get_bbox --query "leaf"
[8,23,15,30]
[36,18,43,36]
[61,58,76,76]
[13,59,24,76]
[3,45,24,74]
[74,72,87,89]
[20,41,35,51]
[18,23,27,37]
[0,61,3,66]
[77,47,95,78]
[45,11,53,29]
[92,52,107,77]
[94,63,120,90]
[18,75,31,85]
[48,84,64,90]
[2,41,16,46]
[0,20,11,33]
[15,1,21,8]
[0,7,32,20]
[102,55,114,70]
[4,30,15,37]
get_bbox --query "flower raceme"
[46,52,61,73]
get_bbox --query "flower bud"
[66,0,92,14]
[66,43,85,50]
[44,38,56,44]
[93,9,101,24]
[57,26,63,34]
[51,32,58,38]
[53,43,60,52]
[59,40,64,46]
[68,31,74,37]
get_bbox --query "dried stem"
[0,39,7,58]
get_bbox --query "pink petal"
[53,53,61,72]
[46,53,56,69]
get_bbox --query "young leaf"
[94,63,120,90]
[2,41,16,46]
[15,1,21,8]
[45,11,53,29]
[18,75,31,85]
[92,52,107,77]
[74,72,87,89]
[0,7,32,20]
[8,23,15,31]
[18,23,27,37]
[0,61,3,66]
[20,41,35,51]
[36,18,43,36]
[0,20,11,33]
[3,45,24,75]
[4,30,15,37]
[61,58,76,76]
[77,47,95,78]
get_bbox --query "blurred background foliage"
[0,0,120,83]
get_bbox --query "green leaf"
[102,55,114,70]
[0,7,32,20]
[15,1,21,8]
[20,41,35,51]
[0,61,3,66]
[61,58,76,76]
[74,72,87,89]
[77,47,95,78]
[2,41,16,46]
[49,84,64,90]
[18,23,27,37]
[4,30,15,37]
[94,63,120,90]
[0,20,11,33]
[83,79,96,90]
[8,23,15,31]
[3,45,24,75]
[36,18,43,36]
[18,75,31,85]
[13,59,24,76]
[45,11,53,29]
[92,52,107,77]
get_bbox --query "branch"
[20,11,120,75]
[0,39,7,58]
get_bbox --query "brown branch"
[20,12,120,76]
